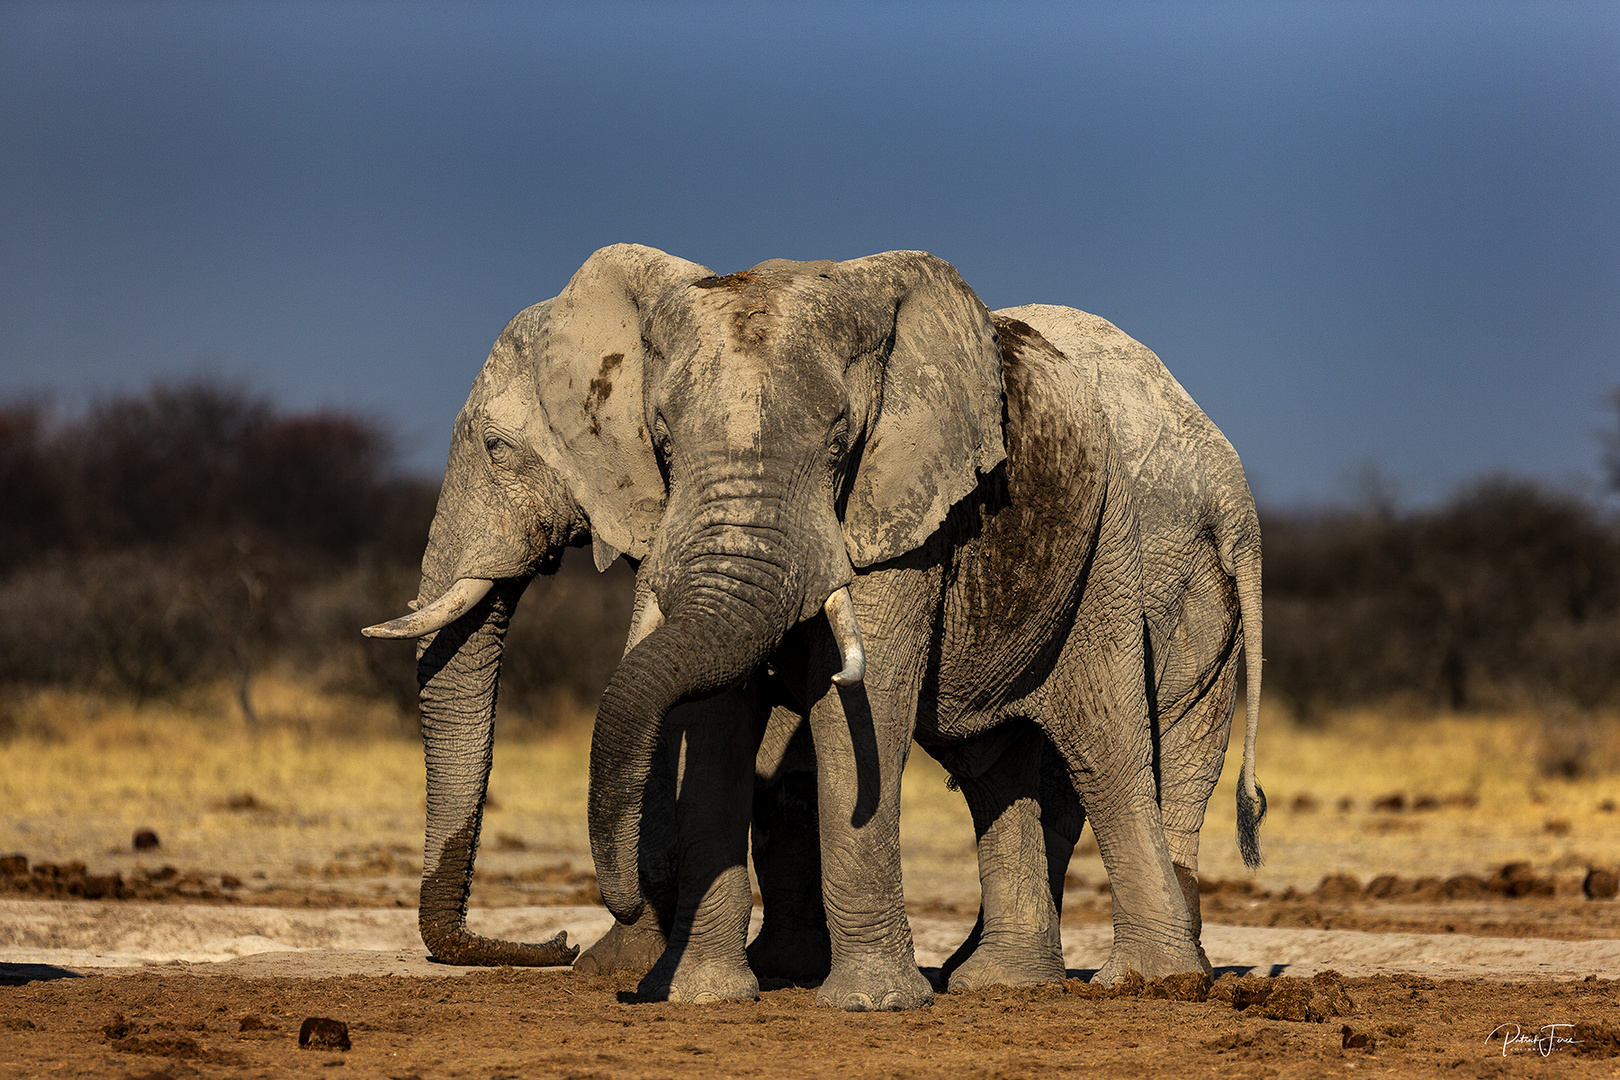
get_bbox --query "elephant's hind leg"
[943,722,1065,992]
[1156,607,1244,976]
[1042,604,1204,982]
[748,714,832,982]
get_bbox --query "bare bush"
[1264,477,1620,718]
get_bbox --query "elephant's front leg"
[944,724,1065,991]
[637,683,763,1003]
[808,681,933,1011]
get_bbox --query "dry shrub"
[1265,477,1620,720]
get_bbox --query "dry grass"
[3,683,1619,906]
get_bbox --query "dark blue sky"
[4,1,1617,506]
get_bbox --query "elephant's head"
[575,249,1007,926]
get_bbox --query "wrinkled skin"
[935,307,1266,989]
[369,244,1252,1010]
[578,245,1212,1010]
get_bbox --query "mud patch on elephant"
[583,352,624,435]
[692,272,753,291]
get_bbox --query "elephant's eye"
[828,416,850,457]
[484,434,513,464]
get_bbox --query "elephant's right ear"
[527,244,713,564]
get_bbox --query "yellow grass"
[3,681,1618,903]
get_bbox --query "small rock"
[220,875,242,889]
[0,854,26,876]
[1372,792,1406,812]
[1584,867,1620,900]
[1545,818,1573,836]
[132,829,161,852]
[1442,874,1489,900]
[1364,874,1403,899]
[299,1017,350,1051]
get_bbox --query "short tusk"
[622,593,666,656]
[824,586,865,688]
[362,578,494,639]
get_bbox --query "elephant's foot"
[747,923,832,982]
[816,956,935,1011]
[574,915,667,975]
[637,950,759,1004]
[1173,862,1213,975]
[946,936,1065,993]
[1089,937,1209,986]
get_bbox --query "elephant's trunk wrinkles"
[414,575,578,966]
[589,575,794,926]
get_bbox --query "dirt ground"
[4,967,1620,1079]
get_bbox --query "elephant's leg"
[1043,615,1203,983]
[946,723,1065,991]
[808,680,933,1011]
[637,684,762,1003]
[1155,632,1243,973]
[575,725,678,975]
[748,711,832,981]
[941,733,1085,984]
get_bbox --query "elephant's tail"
[1227,518,1266,870]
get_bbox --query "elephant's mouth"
[624,584,865,688]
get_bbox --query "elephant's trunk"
[588,587,789,924]
[414,571,578,966]
[588,477,828,921]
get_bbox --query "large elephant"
[364,244,1261,1009]
[935,306,1265,987]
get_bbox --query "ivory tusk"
[622,593,666,656]
[362,578,494,639]
[824,586,866,688]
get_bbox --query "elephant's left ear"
[834,252,1007,567]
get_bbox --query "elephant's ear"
[833,252,1007,567]
[529,244,713,564]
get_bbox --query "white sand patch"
[4,900,1617,981]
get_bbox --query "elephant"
[363,243,1263,1009]
[935,305,1265,985]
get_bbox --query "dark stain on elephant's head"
[584,352,625,437]
[691,271,753,291]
